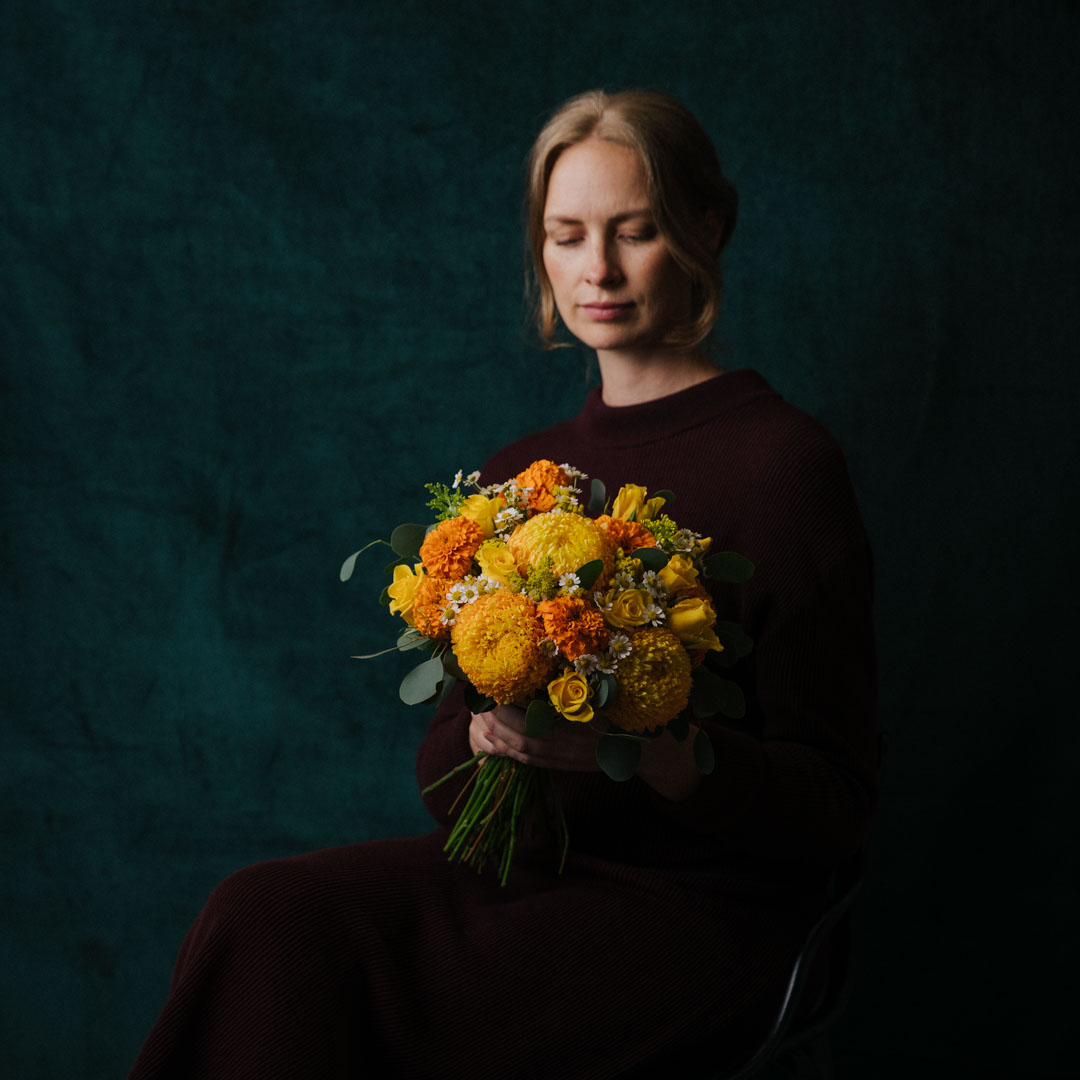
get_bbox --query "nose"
[584,238,622,287]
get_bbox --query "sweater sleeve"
[652,435,878,868]
[415,682,475,828]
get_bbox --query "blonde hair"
[525,89,738,350]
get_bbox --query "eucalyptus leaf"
[693,729,716,775]
[593,672,618,709]
[396,629,432,653]
[463,681,497,714]
[390,523,428,560]
[653,489,675,504]
[383,557,408,575]
[691,668,746,720]
[378,586,391,606]
[634,547,671,573]
[525,699,558,738]
[339,538,390,581]
[596,732,642,781]
[576,559,605,591]
[588,478,607,516]
[712,620,754,657]
[667,713,690,742]
[399,657,444,705]
[440,650,466,682]
[704,551,756,583]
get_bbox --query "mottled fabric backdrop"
[2,1,1076,1076]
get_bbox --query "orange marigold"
[512,459,572,512]
[412,574,453,640]
[419,517,485,580]
[536,597,610,661]
[451,591,553,703]
[596,515,657,554]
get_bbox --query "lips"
[581,302,634,321]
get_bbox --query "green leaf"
[667,713,690,742]
[588,478,607,516]
[440,650,466,682]
[525,699,558,738]
[704,551,756,583]
[593,672,617,709]
[396,628,434,652]
[691,668,746,720]
[712,620,754,657]
[390,523,428,560]
[383,557,408,574]
[596,732,642,781]
[693,729,715,774]
[634,547,671,573]
[399,657,444,705]
[339,539,390,581]
[653,489,675,504]
[463,681,497,714]
[576,559,605,591]
[378,586,391,606]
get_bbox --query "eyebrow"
[543,209,654,227]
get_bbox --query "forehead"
[544,138,651,220]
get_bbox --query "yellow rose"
[459,493,505,539]
[657,554,699,594]
[611,484,666,522]
[547,670,594,723]
[604,588,649,629]
[667,596,724,652]
[476,540,518,586]
[387,562,425,624]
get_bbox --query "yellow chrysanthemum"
[606,627,692,733]
[507,512,614,580]
[450,591,553,704]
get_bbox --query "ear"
[703,209,726,255]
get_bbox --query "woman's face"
[541,137,692,356]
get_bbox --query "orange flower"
[412,574,453,639]
[596,515,656,554]
[536,597,610,661]
[420,517,485,580]
[512,459,572,512]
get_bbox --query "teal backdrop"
[3,1,1076,1076]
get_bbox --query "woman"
[130,90,877,1079]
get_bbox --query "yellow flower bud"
[387,562,425,624]
[604,588,650,629]
[657,554,699,594]
[610,484,666,522]
[547,670,594,723]
[667,596,724,652]
[459,493,505,539]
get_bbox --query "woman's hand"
[469,705,602,772]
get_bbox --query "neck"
[595,346,723,406]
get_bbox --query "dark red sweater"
[130,369,876,1080]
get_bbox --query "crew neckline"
[576,369,774,447]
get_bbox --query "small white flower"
[608,633,632,660]
[573,653,599,675]
[452,469,464,489]
[644,602,666,625]
[597,656,618,674]
[466,470,481,486]
[541,637,559,657]
[558,572,581,592]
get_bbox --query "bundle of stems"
[422,754,568,886]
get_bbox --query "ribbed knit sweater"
[129,369,877,1080]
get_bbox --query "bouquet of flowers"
[341,460,754,885]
